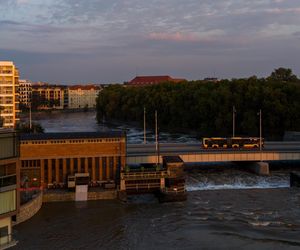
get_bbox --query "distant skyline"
[1,0,300,84]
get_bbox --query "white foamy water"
[186,171,290,191]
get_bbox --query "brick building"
[20,132,126,189]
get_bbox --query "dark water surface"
[26,111,199,143]
[14,189,300,250]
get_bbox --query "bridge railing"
[125,182,161,190]
[121,171,169,180]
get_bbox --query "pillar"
[106,157,110,180]
[40,159,45,188]
[99,157,103,181]
[92,157,96,181]
[85,157,88,173]
[70,158,74,175]
[77,158,81,173]
[48,159,52,185]
[290,172,300,187]
[113,156,117,180]
[63,158,67,183]
[248,162,269,176]
[55,159,59,183]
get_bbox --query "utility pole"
[155,110,159,167]
[259,109,262,161]
[143,107,146,144]
[232,106,236,137]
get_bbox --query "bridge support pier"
[248,162,269,176]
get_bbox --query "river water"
[14,111,300,249]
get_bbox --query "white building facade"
[68,85,101,109]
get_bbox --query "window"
[0,226,8,238]
[0,190,16,215]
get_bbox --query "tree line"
[96,68,300,140]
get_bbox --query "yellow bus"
[202,137,264,149]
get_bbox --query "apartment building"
[32,83,67,110]
[0,61,20,128]
[0,130,19,249]
[19,79,32,108]
[68,85,101,109]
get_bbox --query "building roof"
[20,131,126,141]
[127,75,186,86]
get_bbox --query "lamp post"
[259,109,262,161]
[232,106,236,137]
[155,110,159,167]
[143,107,146,144]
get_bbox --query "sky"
[1,0,300,84]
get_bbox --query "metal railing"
[121,171,169,180]
[125,182,161,190]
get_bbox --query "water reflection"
[25,111,198,143]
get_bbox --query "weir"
[120,156,187,202]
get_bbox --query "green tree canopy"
[269,67,298,82]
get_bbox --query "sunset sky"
[1,0,300,83]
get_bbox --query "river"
[14,111,300,249]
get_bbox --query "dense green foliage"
[96,71,300,139]
[16,122,45,133]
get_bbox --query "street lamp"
[155,110,160,167]
[143,107,146,144]
[258,109,262,161]
[232,106,236,137]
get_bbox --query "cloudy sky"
[1,0,300,83]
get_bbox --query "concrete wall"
[248,162,270,176]
[43,190,116,202]
[15,192,43,225]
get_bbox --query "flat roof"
[20,131,126,141]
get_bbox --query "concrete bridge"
[126,141,300,175]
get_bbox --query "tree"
[16,122,44,133]
[269,67,298,82]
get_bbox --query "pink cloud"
[148,32,199,42]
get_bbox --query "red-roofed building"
[126,75,186,86]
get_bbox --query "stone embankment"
[15,192,43,225]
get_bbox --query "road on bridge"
[127,141,300,156]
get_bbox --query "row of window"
[21,138,122,145]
